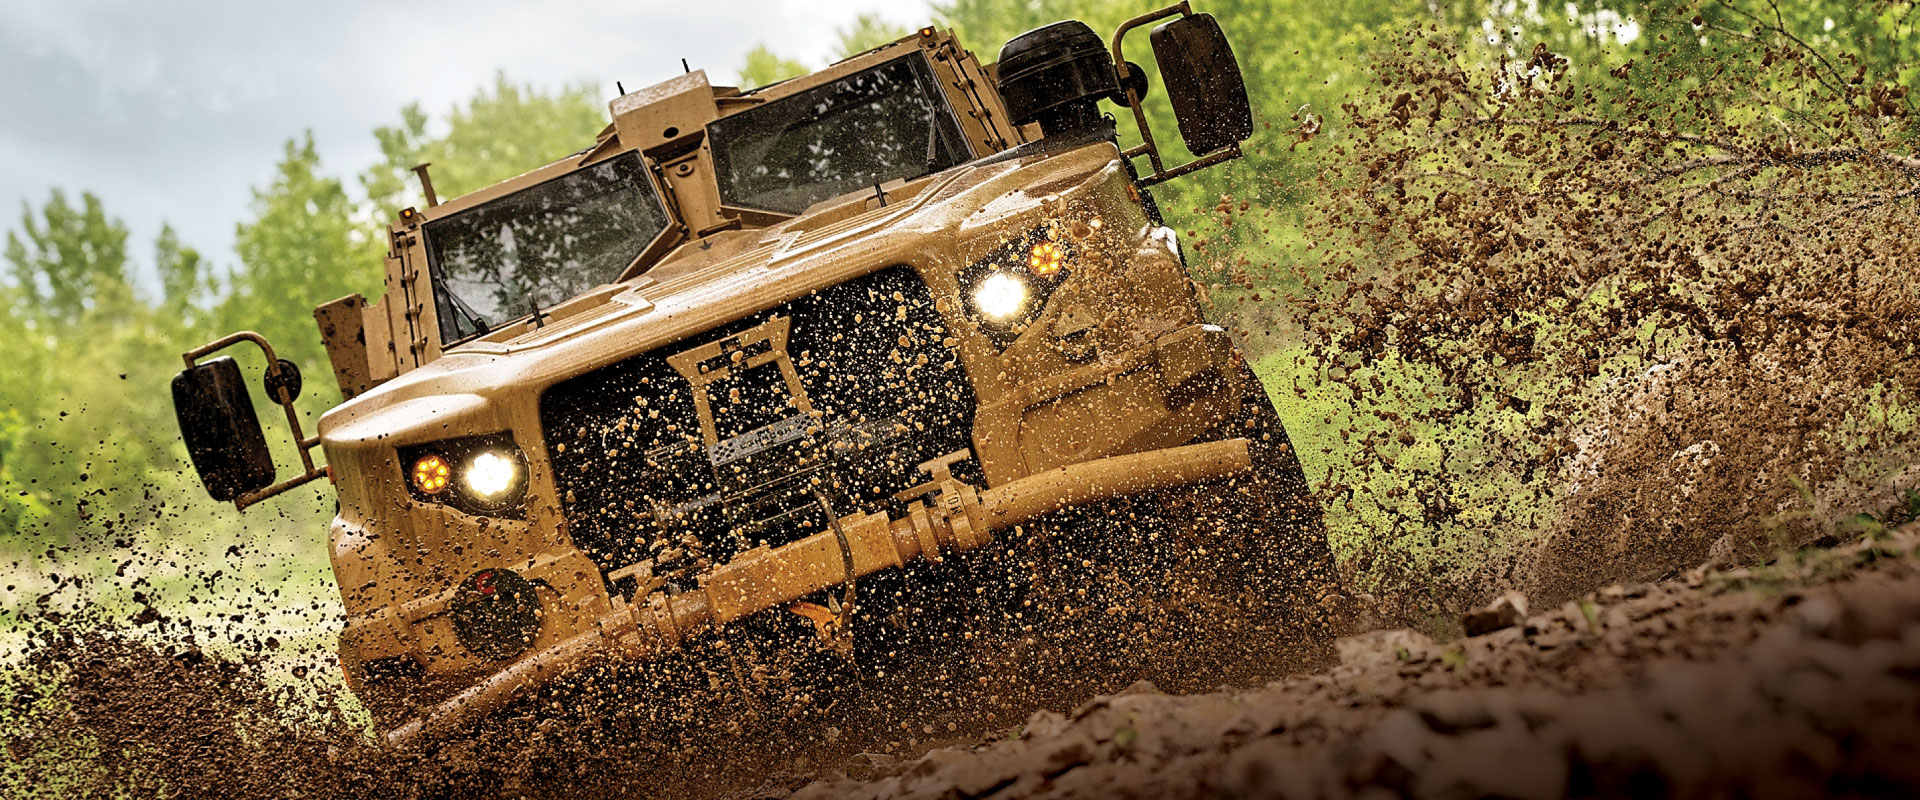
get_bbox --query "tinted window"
[424,152,669,343]
[709,55,970,214]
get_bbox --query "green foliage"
[0,409,49,534]
[154,224,209,319]
[0,191,222,553]
[1274,1,1917,614]
[833,13,913,59]
[737,44,811,89]
[227,133,383,397]
[362,73,609,220]
[1844,488,1920,539]
[4,190,131,325]
[734,12,921,90]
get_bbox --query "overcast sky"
[0,0,932,283]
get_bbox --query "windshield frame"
[421,150,676,349]
[706,51,975,217]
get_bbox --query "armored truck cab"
[171,6,1339,745]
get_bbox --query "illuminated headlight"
[462,451,520,500]
[972,272,1030,322]
[960,224,1078,347]
[398,434,529,517]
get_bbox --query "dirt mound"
[786,530,1920,799]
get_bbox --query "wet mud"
[0,500,1335,799]
[7,18,1920,800]
[787,528,1920,800]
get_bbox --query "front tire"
[981,368,1345,696]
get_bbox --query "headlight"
[960,224,1077,347]
[462,450,520,500]
[972,272,1031,322]
[399,434,529,517]
[410,453,452,495]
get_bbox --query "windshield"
[709,54,970,215]
[423,151,669,344]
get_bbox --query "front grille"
[540,267,978,598]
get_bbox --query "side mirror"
[1150,13,1253,156]
[172,356,276,502]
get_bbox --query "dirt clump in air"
[1229,19,1920,624]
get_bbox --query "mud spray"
[5,13,1918,800]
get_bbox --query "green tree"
[0,191,211,545]
[834,13,913,58]
[226,133,383,398]
[4,190,131,326]
[736,13,918,90]
[363,74,609,220]
[738,44,810,89]
[155,223,210,321]
[0,278,47,534]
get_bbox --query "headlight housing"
[449,568,543,661]
[960,224,1078,347]
[399,433,530,517]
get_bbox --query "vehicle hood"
[317,139,1127,451]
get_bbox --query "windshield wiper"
[925,105,943,173]
[437,283,491,338]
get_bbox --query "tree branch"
[1713,0,1850,101]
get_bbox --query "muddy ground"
[768,527,1920,800]
[8,509,1920,799]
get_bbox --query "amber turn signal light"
[411,453,451,494]
[1028,238,1066,277]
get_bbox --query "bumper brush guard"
[387,436,1254,747]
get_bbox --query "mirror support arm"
[183,331,329,510]
[1136,142,1240,187]
[1112,2,1188,176]
[1110,2,1246,184]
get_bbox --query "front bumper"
[383,436,1252,747]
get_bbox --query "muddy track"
[8,521,1919,799]
[773,529,1920,799]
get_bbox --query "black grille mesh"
[540,267,977,596]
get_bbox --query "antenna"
[682,58,691,74]
[410,163,440,208]
[616,80,626,95]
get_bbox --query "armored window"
[423,151,669,345]
[709,54,971,215]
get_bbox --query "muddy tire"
[1212,367,1347,632]
[969,372,1344,698]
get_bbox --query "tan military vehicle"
[171,4,1339,746]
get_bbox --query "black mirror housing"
[172,356,276,501]
[1150,13,1254,156]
